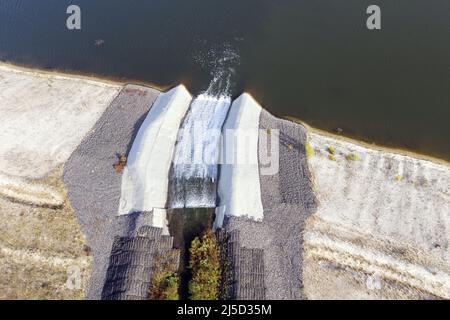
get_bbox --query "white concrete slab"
[215,93,264,228]
[152,208,169,235]
[119,85,192,215]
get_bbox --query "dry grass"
[0,167,91,300]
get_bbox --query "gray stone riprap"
[63,84,161,299]
[102,226,179,300]
[234,246,265,300]
[217,229,265,300]
[222,109,317,300]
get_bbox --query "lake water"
[0,0,448,160]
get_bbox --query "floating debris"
[94,39,105,47]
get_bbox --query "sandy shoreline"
[0,60,169,92]
[304,127,450,298]
[285,115,450,168]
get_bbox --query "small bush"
[305,142,315,158]
[149,250,180,300]
[163,274,180,300]
[328,154,336,161]
[395,175,402,182]
[188,229,221,300]
[327,146,335,155]
[345,153,360,161]
[150,271,179,300]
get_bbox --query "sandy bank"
[0,61,169,91]
[0,64,124,299]
[0,167,91,299]
[0,63,120,207]
[304,131,450,299]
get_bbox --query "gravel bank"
[63,84,160,299]
[223,109,317,299]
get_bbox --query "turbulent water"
[169,94,231,208]
[168,45,237,208]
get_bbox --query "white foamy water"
[169,93,232,208]
[173,94,231,178]
[169,43,239,208]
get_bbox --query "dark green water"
[0,0,448,159]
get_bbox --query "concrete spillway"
[118,85,264,224]
[169,94,232,208]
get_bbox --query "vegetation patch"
[150,272,179,300]
[149,251,180,300]
[305,142,315,158]
[188,229,221,300]
[345,153,360,161]
[327,145,336,155]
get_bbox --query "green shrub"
[345,153,360,161]
[188,229,221,300]
[149,250,180,300]
[150,271,179,300]
[163,274,180,300]
[328,154,336,161]
[305,142,315,158]
[327,146,336,155]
